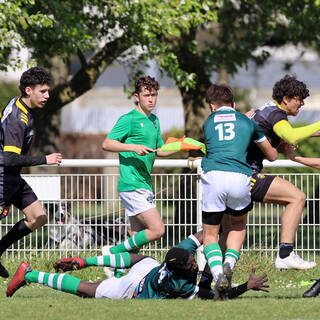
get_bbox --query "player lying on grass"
[6,231,269,300]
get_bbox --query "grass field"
[1,253,320,320]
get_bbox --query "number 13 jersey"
[201,106,265,176]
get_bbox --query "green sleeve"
[175,235,201,256]
[156,118,164,148]
[252,121,265,142]
[107,114,131,142]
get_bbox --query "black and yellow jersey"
[246,101,287,173]
[0,96,45,175]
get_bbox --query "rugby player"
[6,231,269,300]
[200,84,277,299]
[0,67,62,278]
[246,75,320,270]
[101,76,175,277]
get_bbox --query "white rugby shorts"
[95,257,159,299]
[119,189,156,216]
[201,170,251,212]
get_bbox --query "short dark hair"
[19,67,53,97]
[272,75,309,103]
[165,247,190,271]
[205,84,234,107]
[134,76,159,94]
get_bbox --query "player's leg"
[0,181,42,277]
[222,172,252,289]
[223,213,248,290]
[7,261,95,298]
[106,189,164,255]
[201,170,229,299]
[54,253,147,272]
[264,176,305,244]
[263,177,315,269]
[109,208,164,254]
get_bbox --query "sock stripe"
[48,274,55,288]
[120,255,124,268]
[225,252,238,260]
[124,239,131,250]
[132,235,138,247]
[188,234,201,247]
[97,256,103,266]
[57,274,64,290]
[208,256,222,266]
[38,272,45,284]
[206,249,222,257]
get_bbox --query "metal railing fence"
[1,159,319,263]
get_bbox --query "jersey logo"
[214,114,236,123]
[20,113,28,126]
[140,123,144,127]
[1,98,15,123]
[158,263,172,284]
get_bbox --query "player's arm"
[102,138,155,156]
[284,143,320,169]
[156,150,177,157]
[3,152,61,167]
[3,119,61,166]
[255,138,278,162]
[228,267,269,299]
[273,120,320,144]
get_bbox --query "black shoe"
[198,271,213,290]
[303,279,320,298]
[0,261,9,278]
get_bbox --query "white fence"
[1,159,319,263]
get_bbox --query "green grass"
[1,253,320,320]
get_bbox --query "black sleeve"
[4,152,46,167]
[228,282,248,299]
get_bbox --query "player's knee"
[31,214,47,229]
[152,225,165,240]
[294,190,306,206]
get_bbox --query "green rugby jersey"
[201,106,265,176]
[107,109,164,192]
[136,236,200,299]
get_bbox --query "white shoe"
[275,251,316,270]
[101,245,115,278]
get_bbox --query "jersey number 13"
[215,123,235,141]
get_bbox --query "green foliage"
[0,80,20,111]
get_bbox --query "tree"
[3,1,320,152]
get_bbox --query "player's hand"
[132,145,155,156]
[282,143,297,161]
[247,266,269,292]
[46,153,62,165]
[245,108,255,118]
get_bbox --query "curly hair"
[134,76,160,94]
[205,84,234,107]
[19,67,53,97]
[272,75,309,103]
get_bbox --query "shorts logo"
[257,174,265,179]
[147,196,154,204]
[0,206,9,220]
[140,123,144,127]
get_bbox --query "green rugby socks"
[86,252,131,268]
[204,243,223,282]
[110,230,148,254]
[25,270,80,295]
